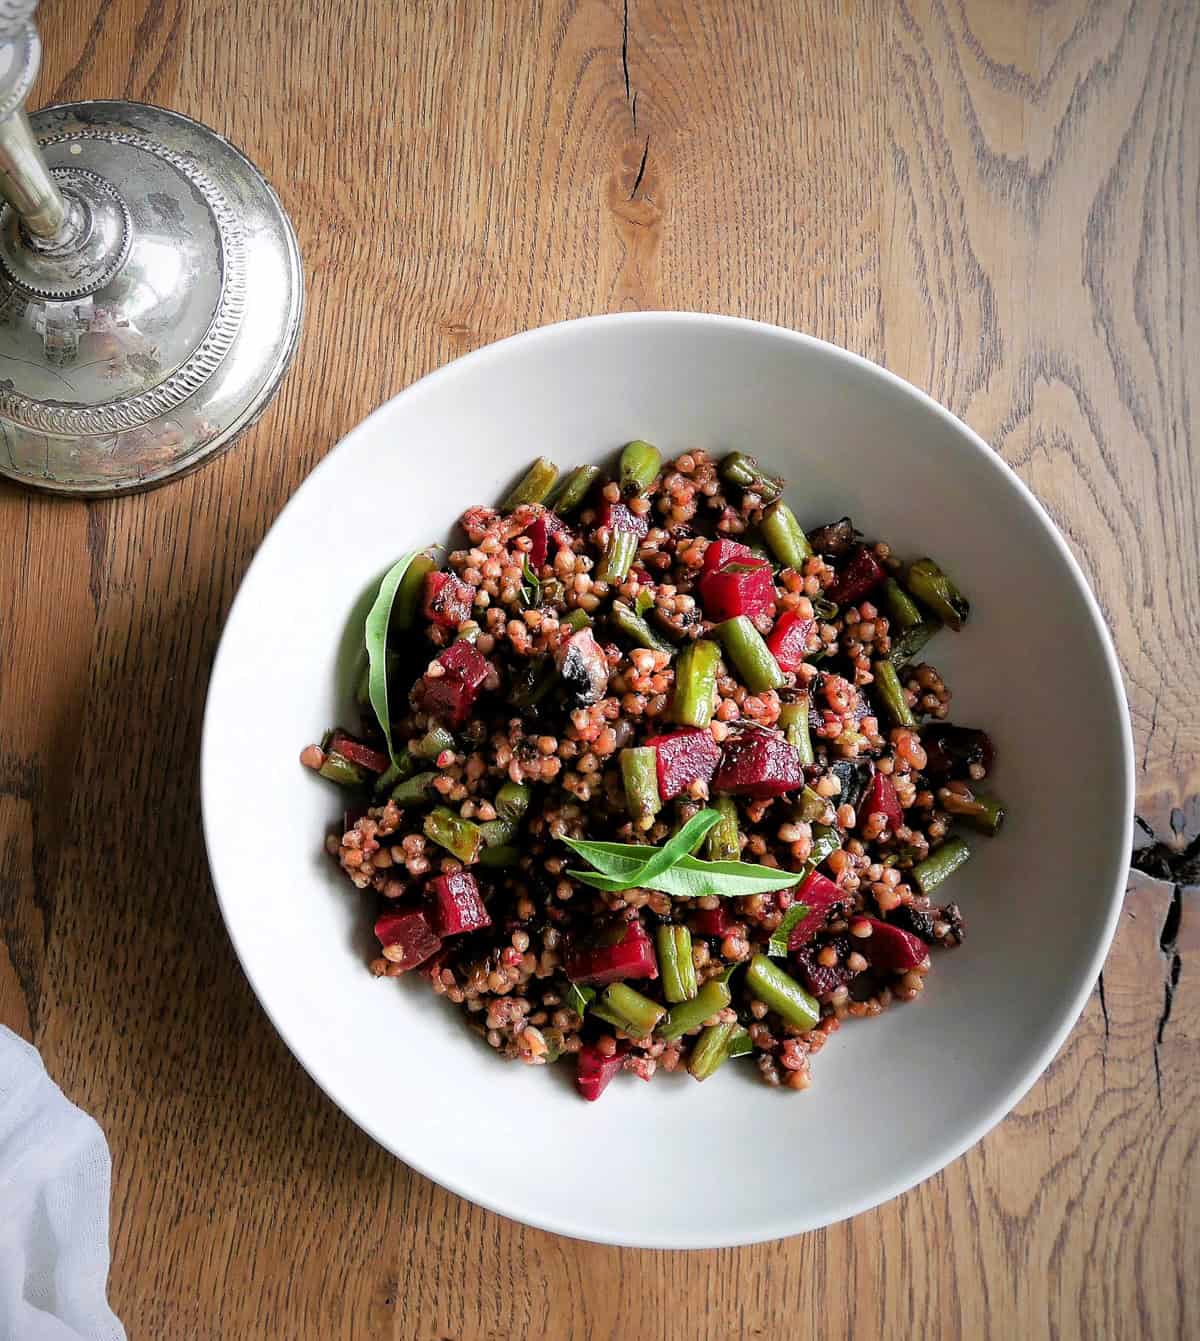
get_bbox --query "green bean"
[778,698,814,765]
[873,658,917,728]
[550,464,601,514]
[726,1026,753,1059]
[317,753,368,787]
[634,587,655,616]
[761,499,812,569]
[611,600,675,655]
[478,819,515,847]
[719,451,783,503]
[423,806,483,863]
[619,439,662,495]
[883,576,923,630]
[796,785,830,824]
[913,836,971,894]
[596,528,639,584]
[494,782,532,823]
[716,617,786,693]
[372,751,415,796]
[705,794,741,862]
[904,557,970,630]
[955,791,1006,838]
[670,638,721,727]
[656,925,698,1003]
[478,844,519,868]
[590,983,667,1036]
[499,457,559,511]
[744,954,819,1032]
[889,620,939,668]
[561,608,592,633]
[389,770,436,805]
[620,747,662,824]
[657,977,733,1040]
[687,1021,737,1080]
[413,725,455,760]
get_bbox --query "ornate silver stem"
[0,14,69,237]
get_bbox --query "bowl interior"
[202,314,1131,1247]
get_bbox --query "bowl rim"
[201,311,1135,1247]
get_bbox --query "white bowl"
[202,313,1133,1247]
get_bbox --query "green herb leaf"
[813,597,839,620]
[519,558,541,609]
[767,902,811,957]
[562,809,721,891]
[569,853,799,899]
[565,982,595,1015]
[365,551,421,765]
[634,588,655,616]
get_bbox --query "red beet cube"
[428,871,491,936]
[701,538,753,576]
[793,935,859,996]
[698,556,776,621]
[691,905,734,937]
[412,639,490,727]
[422,571,476,628]
[564,919,658,986]
[766,611,817,671]
[864,919,927,973]
[861,772,902,831]
[644,728,722,801]
[576,1041,627,1101]
[712,729,804,797]
[824,546,885,605]
[526,511,570,568]
[328,731,390,775]
[597,499,649,539]
[786,870,844,950]
[374,908,442,971]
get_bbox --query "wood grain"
[1,0,1196,1336]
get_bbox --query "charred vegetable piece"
[862,919,927,972]
[509,656,555,710]
[861,771,902,831]
[575,1040,626,1100]
[671,638,721,727]
[555,627,609,706]
[644,727,722,801]
[793,935,859,996]
[620,747,663,824]
[767,611,817,673]
[374,909,442,970]
[904,557,970,630]
[825,545,885,605]
[712,728,804,797]
[656,925,698,1003]
[920,724,996,780]
[619,439,662,495]
[327,731,390,775]
[786,870,844,950]
[806,516,856,557]
[564,919,659,986]
[889,620,939,667]
[719,451,783,503]
[423,806,484,864]
[500,457,559,510]
[590,982,666,1035]
[551,464,601,514]
[913,836,971,895]
[704,795,741,863]
[716,616,786,693]
[761,499,812,569]
[413,639,490,728]
[873,658,917,728]
[657,976,732,1040]
[745,954,819,1031]
[421,570,476,628]
[698,556,776,622]
[428,871,491,936]
[688,1021,737,1080]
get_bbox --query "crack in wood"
[621,0,631,103]
[630,136,649,199]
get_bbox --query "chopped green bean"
[670,638,721,727]
[778,698,814,765]
[423,806,483,863]
[619,439,662,495]
[500,457,559,511]
[656,925,698,1003]
[874,658,917,728]
[611,600,675,655]
[413,725,455,760]
[372,751,414,796]
[705,794,741,862]
[913,836,971,894]
[889,620,939,667]
[796,785,830,824]
[719,451,783,503]
[745,954,819,1031]
[478,819,515,848]
[551,464,601,514]
[883,576,923,630]
[494,782,532,823]
[634,587,655,616]
[716,616,786,693]
[317,752,368,787]
[590,983,667,1036]
[390,771,436,806]
[688,1021,737,1080]
[904,557,970,630]
[726,1027,753,1059]
[955,791,1006,837]
[657,977,733,1040]
[761,499,812,569]
[478,844,519,868]
[596,528,639,584]
[620,747,662,824]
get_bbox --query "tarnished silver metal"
[0,4,303,495]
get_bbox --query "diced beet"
[920,724,995,781]
[712,728,804,797]
[793,935,858,997]
[428,871,491,936]
[863,918,927,973]
[861,771,902,831]
[597,499,649,539]
[698,556,776,622]
[374,908,442,971]
[526,511,570,568]
[766,610,817,672]
[422,570,476,628]
[786,870,844,950]
[576,1041,627,1101]
[824,545,885,605]
[555,627,609,707]
[564,919,658,986]
[644,727,722,801]
[691,905,734,937]
[328,731,390,775]
[701,538,753,576]
[412,639,490,727]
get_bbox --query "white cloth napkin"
[0,1027,125,1341]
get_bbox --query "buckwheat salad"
[300,444,1003,1100]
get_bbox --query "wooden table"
[2,1,1195,1336]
